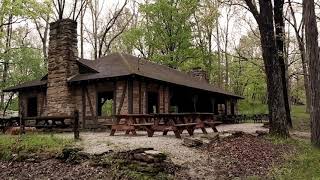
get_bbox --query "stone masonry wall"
[46,19,79,116]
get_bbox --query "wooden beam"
[139,81,142,114]
[117,81,127,115]
[113,81,117,116]
[82,86,86,128]
[39,92,46,116]
[162,86,165,113]
[85,87,97,126]
[128,80,133,114]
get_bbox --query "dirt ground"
[0,159,110,180]
[55,123,269,179]
[59,123,267,164]
[0,123,296,180]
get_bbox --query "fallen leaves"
[207,134,293,179]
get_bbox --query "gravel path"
[59,123,267,165]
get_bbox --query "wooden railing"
[0,110,80,140]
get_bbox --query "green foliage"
[229,57,266,102]
[123,0,198,68]
[101,99,113,116]
[0,0,51,21]
[238,100,268,115]
[270,139,320,179]
[0,134,73,160]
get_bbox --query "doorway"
[27,97,38,117]
[97,91,114,116]
[147,92,159,114]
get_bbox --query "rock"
[130,149,167,163]
[182,137,204,147]
[133,153,155,163]
[91,150,113,157]
[144,150,166,162]
[219,132,233,139]
[256,130,268,136]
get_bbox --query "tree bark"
[244,0,289,137]
[288,0,311,113]
[274,0,292,128]
[303,0,320,147]
[1,14,13,109]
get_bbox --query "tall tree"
[287,0,311,113]
[243,0,289,137]
[139,0,198,68]
[274,0,292,128]
[192,0,219,82]
[303,0,320,147]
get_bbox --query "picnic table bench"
[110,113,222,138]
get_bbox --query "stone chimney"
[189,67,209,83]
[46,19,79,116]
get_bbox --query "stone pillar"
[46,19,79,116]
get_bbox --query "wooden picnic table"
[110,113,223,138]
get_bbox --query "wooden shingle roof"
[4,53,243,98]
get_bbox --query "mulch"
[207,134,294,179]
[0,159,111,180]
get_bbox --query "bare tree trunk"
[303,0,320,147]
[288,0,311,113]
[274,0,292,128]
[80,0,84,59]
[244,0,289,137]
[1,14,13,109]
[216,18,222,88]
[224,8,232,90]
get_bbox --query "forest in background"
[0,0,311,116]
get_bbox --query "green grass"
[270,138,320,179]
[291,105,310,132]
[239,101,310,132]
[0,134,73,160]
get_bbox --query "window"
[147,92,159,114]
[27,97,38,117]
[97,91,114,116]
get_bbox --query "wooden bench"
[132,123,154,137]
[203,121,222,132]
[110,124,136,136]
[161,123,197,138]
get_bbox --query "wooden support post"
[82,87,86,128]
[128,80,133,114]
[85,87,97,127]
[117,81,127,115]
[113,81,117,116]
[19,112,25,135]
[139,81,142,114]
[73,110,80,140]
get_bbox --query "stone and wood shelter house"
[4,19,243,128]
